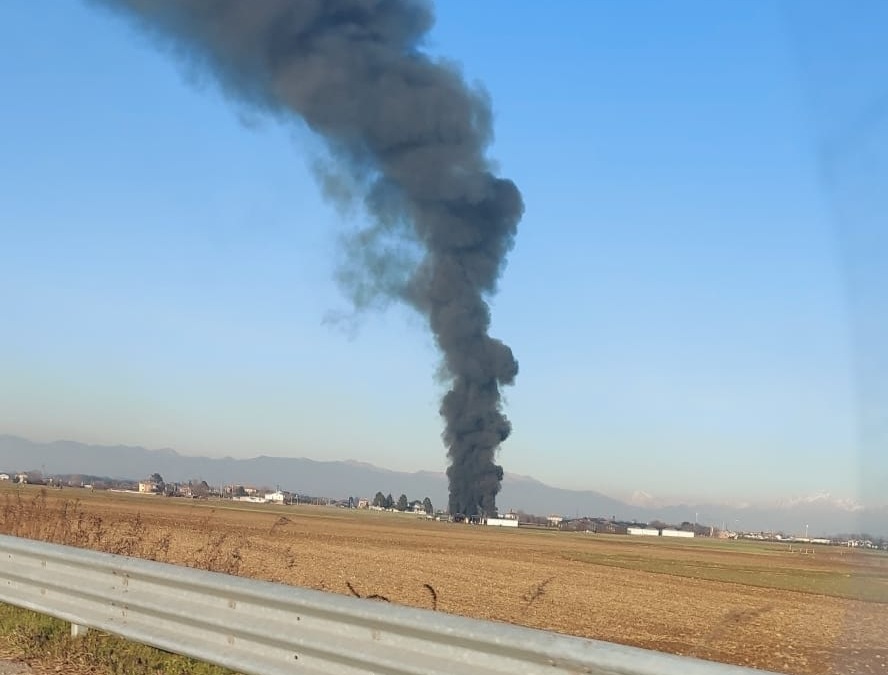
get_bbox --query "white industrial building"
[627,527,660,536]
[485,517,519,528]
[627,527,694,538]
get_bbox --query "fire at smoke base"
[91,0,523,516]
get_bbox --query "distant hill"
[1,435,884,536]
[0,434,449,504]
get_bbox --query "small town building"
[485,517,519,528]
[627,527,660,536]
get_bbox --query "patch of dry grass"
[0,602,236,675]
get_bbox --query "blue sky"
[1,1,884,506]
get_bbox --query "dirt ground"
[2,486,887,674]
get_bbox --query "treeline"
[371,492,433,514]
[12,472,135,490]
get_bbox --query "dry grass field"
[1,484,886,674]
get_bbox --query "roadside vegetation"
[0,602,236,675]
[0,489,246,674]
[0,489,245,572]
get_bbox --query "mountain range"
[1,435,884,537]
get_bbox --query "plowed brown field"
[2,485,886,674]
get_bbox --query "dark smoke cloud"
[92,0,523,516]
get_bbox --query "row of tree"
[149,473,212,498]
[372,492,433,514]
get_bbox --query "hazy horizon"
[2,432,879,512]
[2,2,885,509]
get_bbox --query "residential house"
[138,480,158,494]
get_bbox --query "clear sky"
[1,1,885,507]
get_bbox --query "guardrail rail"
[0,534,775,674]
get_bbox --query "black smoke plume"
[93,0,523,516]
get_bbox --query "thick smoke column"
[94,0,522,516]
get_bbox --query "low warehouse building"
[485,517,519,528]
[627,527,659,536]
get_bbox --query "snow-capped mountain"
[774,492,864,512]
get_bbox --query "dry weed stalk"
[345,581,390,602]
[423,583,439,610]
[522,576,555,606]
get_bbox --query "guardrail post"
[70,623,89,638]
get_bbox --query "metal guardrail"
[0,534,774,674]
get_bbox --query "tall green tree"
[396,494,408,511]
[422,497,433,514]
[373,491,386,508]
[384,493,394,509]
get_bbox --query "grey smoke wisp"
[93,0,523,516]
